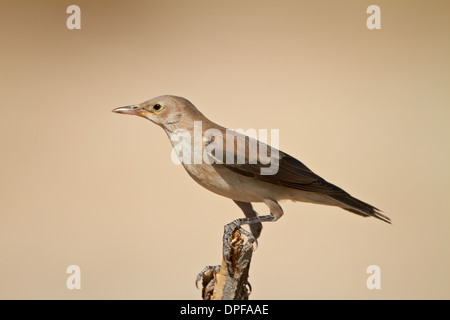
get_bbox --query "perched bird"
[112,95,390,241]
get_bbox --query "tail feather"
[329,194,391,224]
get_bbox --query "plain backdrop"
[0,0,449,299]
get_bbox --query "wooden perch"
[197,229,254,300]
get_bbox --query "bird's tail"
[329,194,391,224]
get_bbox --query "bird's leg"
[222,199,283,277]
[233,200,263,239]
[222,215,276,278]
[221,226,257,282]
[225,199,283,252]
[223,214,278,253]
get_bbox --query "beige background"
[0,0,449,299]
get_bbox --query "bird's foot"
[222,223,257,281]
[223,219,258,253]
[195,264,253,299]
[195,265,221,300]
[196,265,221,289]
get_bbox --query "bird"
[112,95,390,242]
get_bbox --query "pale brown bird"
[112,95,390,242]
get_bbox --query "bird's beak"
[112,105,151,117]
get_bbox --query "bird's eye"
[153,104,162,111]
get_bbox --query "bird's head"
[112,95,205,132]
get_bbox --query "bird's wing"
[204,130,345,195]
[204,129,390,223]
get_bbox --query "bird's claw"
[223,219,258,252]
[245,280,252,295]
[195,265,221,290]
